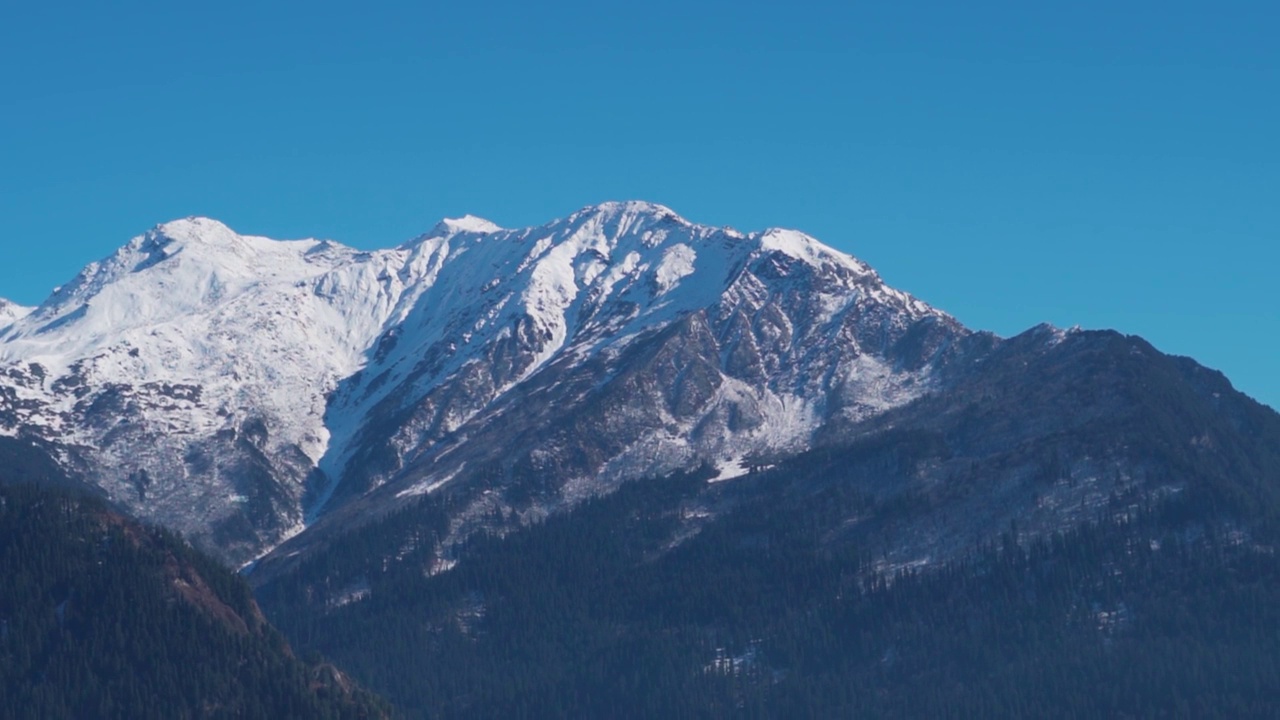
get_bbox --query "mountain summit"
[0,203,965,563]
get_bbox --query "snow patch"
[710,457,750,483]
[653,244,696,295]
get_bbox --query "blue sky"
[1,1,1276,408]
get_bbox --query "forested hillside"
[0,439,388,719]
[257,463,1280,718]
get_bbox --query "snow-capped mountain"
[0,218,443,557]
[0,202,968,563]
[305,202,971,566]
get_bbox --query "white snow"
[653,244,697,295]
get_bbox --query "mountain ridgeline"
[3,203,1280,716]
[0,202,964,566]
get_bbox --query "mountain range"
[4,201,1280,716]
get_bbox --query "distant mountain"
[0,440,387,719]
[0,202,967,565]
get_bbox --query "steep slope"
[0,203,966,565]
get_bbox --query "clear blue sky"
[1,1,1276,408]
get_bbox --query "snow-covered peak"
[0,217,427,431]
[411,202,881,288]
[152,216,240,246]
[534,202,876,279]
[138,217,339,265]
[756,227,873,274]
[2,205,945,431]
[430,215,503,236]
[578,200,686,221]
[561,201,690,234]
[8,220,354,350]
[0,217,446,558]
[319,200,953,489]
[0,298,32,329]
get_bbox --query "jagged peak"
[411,202,877,277]
[408,201,690,250]
[569,203,876,278]
[16,217,355,333]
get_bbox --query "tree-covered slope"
[0,441,388,719]
[258,464,1280,719]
